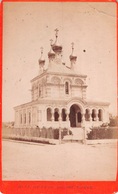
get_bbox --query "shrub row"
[3,127,71,140]
[87,127,117,140]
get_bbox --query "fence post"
[83,127,87,144]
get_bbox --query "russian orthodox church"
[14,29,110,132]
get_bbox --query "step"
[70,128,84,140]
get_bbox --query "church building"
[14,29,110,132]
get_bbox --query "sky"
[3,2,117,122]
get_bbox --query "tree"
[109,114,117,127]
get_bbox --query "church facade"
[14,29,110,131]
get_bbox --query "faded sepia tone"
[3,2,117,122]
[2,2,117,181]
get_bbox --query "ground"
[2,140,117,181]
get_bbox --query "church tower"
[52,28,63,64]
[48,39,55,62]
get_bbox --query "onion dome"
[38,47,45,74]
[69,43,77,70]
[70,43,77,70]
[52,29,62,54]
[69,42,77,61]
[48,39,55,59]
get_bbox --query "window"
[62,109,66,121]
[24,113,26,124]
[65,82,69,94]
[39,85,41,97]
[20,114,22,124]
[54,109,59,121]
[29,112,31,124]
[85,109,90,121]
[98,109,103,121]
[47,108,52,121]
[92,109,96,121]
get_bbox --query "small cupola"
[48,39,55,62]
[69,42,77,70]
[38,47,45,74]
[52,28,62,56]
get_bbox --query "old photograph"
[2,2,117,181]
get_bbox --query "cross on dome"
[40,47,43,55]
[71,42,74,55]
[52,28,62,54]
[50,39,53,46]
[39,46,45,62]
[55,28,59,39]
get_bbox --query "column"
[26,108,28,127]
[96,110,99,122]
[75,113,78,127]
[83,127,86,144]
[50,108,54,130]
[51,108,54,122]
[89,110,92,122]
[66,110,70,135]
[81,110,85,127]
[31,107,33,128]
[59,109,62,144]
[43,109,46,124]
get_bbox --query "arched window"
[29,112,31,124]
[54,108,59,121]
[47,108,52,121]
[32,85,34,101]
[85,109,90,121]
[39,85,41,97]
[62,109,66,121]
[20,114,22,124]
[98,109,103,121]
[92,109,96,121]
[65,82,69,94]
[24,113,26,124]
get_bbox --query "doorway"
[69,104,82,127]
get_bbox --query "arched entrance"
[69,104,82,127]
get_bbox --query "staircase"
[63,127,84,143]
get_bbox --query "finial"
[71,42,74,55]
[40,47,43,55]
[39,46,45,62]
[50,39,53,46]
[55,28,59,39]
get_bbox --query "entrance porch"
[69,104,82,127]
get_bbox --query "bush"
[53,128,70,139]
[109,116,117,127]
[87,126,117,140]
[41,127,47,138]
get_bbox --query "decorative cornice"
[31,71,87,83]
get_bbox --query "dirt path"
[2,140,117,180]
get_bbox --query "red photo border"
[0,1,118,193]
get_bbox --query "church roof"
[46,62,74,74]
[31,62,87,82]
[14,97,110,109]
[31,29,87,82]
[46,61,87,77]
